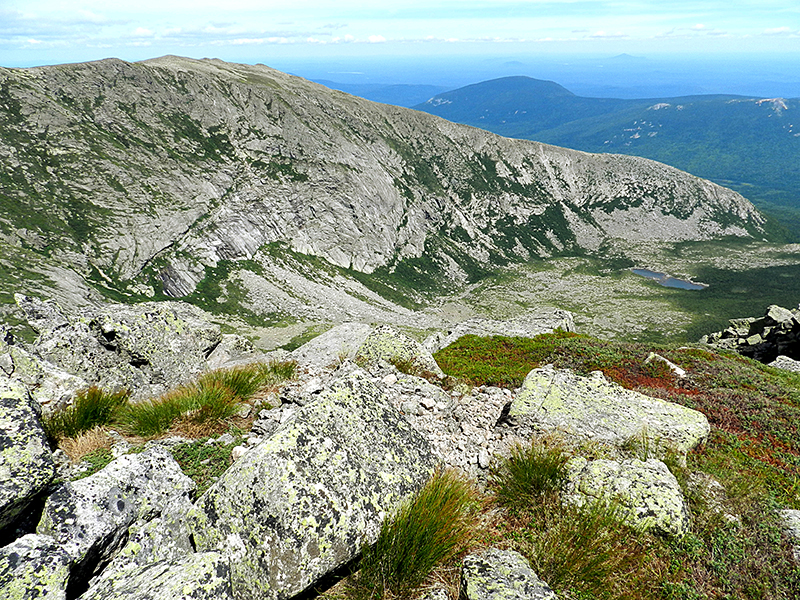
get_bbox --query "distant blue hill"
[314,80,450,108]
[415,76,800,239]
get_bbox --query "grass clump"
[490,441,569,510]
[344,469,477,600]
[42,387,130,441]
[118,361,296,437]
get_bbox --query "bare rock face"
[189,369,436,600]
[0,56,768,319]
[508,365,710,458]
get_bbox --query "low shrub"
[170,435,242,496]
[42,387,130,441]
[345,469,478,600]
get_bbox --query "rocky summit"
[0,56,768,325]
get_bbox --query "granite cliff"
[0,56,768,325]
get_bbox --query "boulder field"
[1,294,769,600]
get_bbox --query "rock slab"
[190,369,436,600]
[0,388,55,534]
[0,534,71,600]
[461,547,558,600]
[509,365,709,457]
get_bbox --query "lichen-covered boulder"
[769,355,800,373]
[37,446,195,580]
[426,308,575,353]
[103,494,196,576]
[190,369,436,600]
[0,329,87,413]
[0,388,55,534]
[17,295,223,399]
[79,552,232,600]
[563,457,690,537]
[356,325,444,377]
[509,365,709,457]
[0,534,71,600]
[461,548,558,600]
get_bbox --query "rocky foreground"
[2,295,800,599]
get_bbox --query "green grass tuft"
[117,361,296,438]
[42,387,131,441]
[490,441,569,511]
[345,469,477,600]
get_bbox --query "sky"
[2,1,800,93]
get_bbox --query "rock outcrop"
[189,369,436,600]
[36,446,195,585]
[700,304,800,363]
[0,534,71,600]
[356,325,444,378]
[506,365,710,458]
[0,56,769,320]
[425,308,575,353]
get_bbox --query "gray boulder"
[0,533,71,600]
[291,322,373,369]
[769,355,800,373]
[779,509,800,563]
[17,295,224,399]
[461,547,557,600]
[356,325,444,377]
[190,369,436,600]
[563,457,690,538]
[0,387,55,535]
[37,446,195,580]
[426,308,575,353]
[0,329,87,413]
[508,365,709,458]
[79,552,232,600]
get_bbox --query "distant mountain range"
[414,77,800,238]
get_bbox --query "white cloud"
[132,27,153,36]
[691,24,706,31]
[764,26,792,35]
[367,34,385,43]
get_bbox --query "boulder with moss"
[507,365,709,458]
[36,446,195,584]
[0,533,72,600]
[0,388,55,536]
[563,457,690,538]
[461,547,558,600]
[356,325,444,378]
[189,368,436,600]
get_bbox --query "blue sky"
[2,0,800,69]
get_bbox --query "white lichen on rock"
[563,457,690,538]
[509,365,709,457]
[461,547,558,600]
[189,368,436,600]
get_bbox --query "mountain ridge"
[0,56,770,328]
